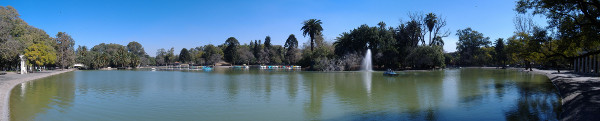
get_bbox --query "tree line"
[1,6,75,71]
[447,0,598,73]
[3,0,597,72]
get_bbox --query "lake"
[9,68,560,121]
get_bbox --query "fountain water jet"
[361,49,373,71]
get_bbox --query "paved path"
[518,68,600,121]
[0,69,75,121]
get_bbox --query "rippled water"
[10,68,560,121]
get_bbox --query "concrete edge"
[0,69,76,121]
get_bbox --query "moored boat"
[383,69,399,76]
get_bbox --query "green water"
[9,68,560,121]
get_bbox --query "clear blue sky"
[2,0,546,56]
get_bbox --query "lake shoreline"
[525,69,600,121]
[500,67,599,121]
[431,67,599,120]
[0,69,76,121]
[2,68,596,120]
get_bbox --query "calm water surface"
[10,68,560,121]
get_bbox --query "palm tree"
[425,13,437,45]
[301,19,323,51]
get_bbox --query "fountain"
[361,49,373,71]
[361,49,373,95]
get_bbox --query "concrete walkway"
[0,69,75,121]
[518,68,600,121]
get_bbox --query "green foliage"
[444,52,459,66]
[25,42,56,67]
[334,23,398,68]
[263,36,273,64]
[284,34,299,65]
[92,52,109,69]
[188,47,204,65]
[395,20,422,48]
[224,37,239,64]
[405,46,445,69]
[166,47,176,64]
[178,48,190,63]
[1,6,60,70]
[54,32,76,69]
[493,38,507,67]
[127,41,146,56]
[91,43,128,67]
[129,53,140,67]
[298,34,337,70]
[75,45,88,65]
[235,45,254,65]
[202,44,223,65]
[113,48,130,67]
[331,19,448,70]
[505,28,550,69]
[155,48,167,66]
[301,19,323,51]
[516,0,600,60]
[456,28,491,66]
[334,24,376,56]
[425,13,437,44]
[73,42,148,69]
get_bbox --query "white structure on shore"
[19,55,27,74]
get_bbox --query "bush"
[405,46,445,69]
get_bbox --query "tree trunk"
[528,62,533,71]
[310,37,314,52]
[554,61,560,73]
[429,31,432,45]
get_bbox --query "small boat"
[383,69,399,76]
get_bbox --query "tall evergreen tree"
[494,38,506,68]
[179,48,191,63]
[284,34,299,65]
[224,37,240,64]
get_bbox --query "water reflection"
[362,71,372,95]
[10,72,76,121]
[10,69,560,121]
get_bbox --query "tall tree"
[425,13,437,44]
[264,36,273,64]
[224,37,240,64]
[494,38,506,68]
[1,6,28,69]
[516,0,600,58]
[202,44,223,65]
[75,45,88,67]
[127,41,146,57]
[155,48,166,66]
[456,28,491,66]
[54,32,75,69]
[236,45,254,65]
[179,48,191,63]
[113,48,129,67]
[166,47,176,64]
[253,40,260,61]
[284,34,299,65]
[189,47,205,65]
[301,19,323,51]
[264,36,272,51]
